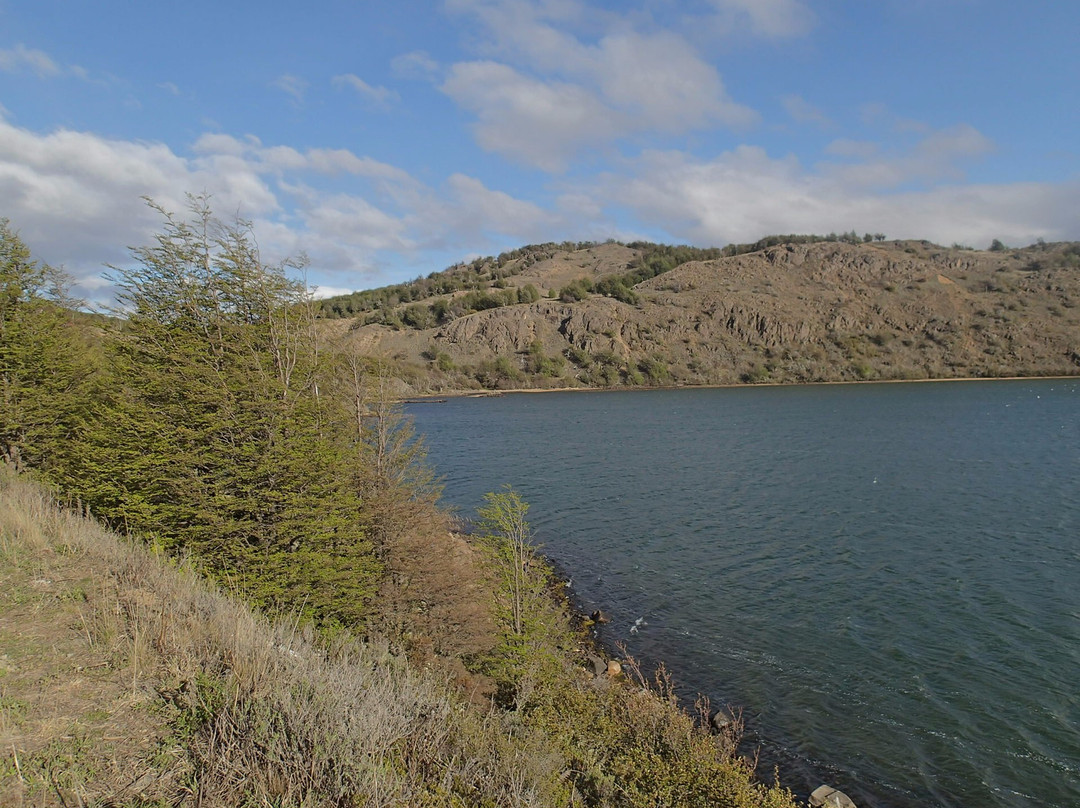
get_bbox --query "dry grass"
[0,468,565,807]
[0,467,803,807]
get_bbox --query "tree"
[477,488,535,637]
[474,488,574,710]
[74,196,381,626]
[0,219,90,474]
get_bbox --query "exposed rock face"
[437,303,569,356]
[330,240,1080,392]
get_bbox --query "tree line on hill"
[314,235,894,330]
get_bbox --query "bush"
[639,356,671,385]
[559,277,594,302]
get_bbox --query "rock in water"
[809,784,857,808]
[709,710,732,734]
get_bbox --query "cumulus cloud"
[587,139,1076,249]
[309,284,357,299]
[590,30,756,130]
[823,124,996,190]
[442,173,558,239]
[442,61,623,171]
[442,0,757,169]
[332,74,400,106]
[0,114,568,302]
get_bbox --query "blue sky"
[2,0,1078,304]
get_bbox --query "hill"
[318,238,1080,392]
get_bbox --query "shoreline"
[402,372,1080,402]
[409,373,1079,806]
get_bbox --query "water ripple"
[410,380,1080,808]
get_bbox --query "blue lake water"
[407,379,1080,808]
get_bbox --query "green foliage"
[55,197,398,628]
[524,340,566,377]
[639,355,671,385]
[517,283,541,304]
[594,276,640,304]
[401,302,435,329]
[466,489,802,807]
[473,489,570,708]
[315,241,602,320]
[559,277,594,302]
[475,355,522,389]
[0,219,93,475]
[720,231,878,257]
[566,345,591,367]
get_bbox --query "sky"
[1,0,1078,305]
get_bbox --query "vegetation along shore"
[3,199,1075,805]
[2,203,804,807]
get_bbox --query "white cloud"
[588,141,1076,249]
[0,44,62,77]
[590,30,756,131]
[442,61,623,171]
[442,0,757,169]
[391,51,440,80]
[273,74,308,104]
[822,124,996,190]
[916,124,994,162]
[332,74,400,106]
[443,173,557,238]
[0,43,92,80]
[310,284,357,300]
[0,114,574,300]
[303,193,412,252]
[706,0,815,38]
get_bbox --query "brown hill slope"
[324,240,1080,393]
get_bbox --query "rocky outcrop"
[333,240,1080,392]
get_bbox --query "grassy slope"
[0,469,803,808]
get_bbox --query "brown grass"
[0,467,804,807]
[0,468,564,807]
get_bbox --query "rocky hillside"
[320,239,1080,393]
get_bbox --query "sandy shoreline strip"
[401,373,1079,402]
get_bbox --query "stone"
[809,784,857,808]
[588,654,606,677]
[606,659,622,677]
[709,710,732,733]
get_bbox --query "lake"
[406,379,1080,808]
